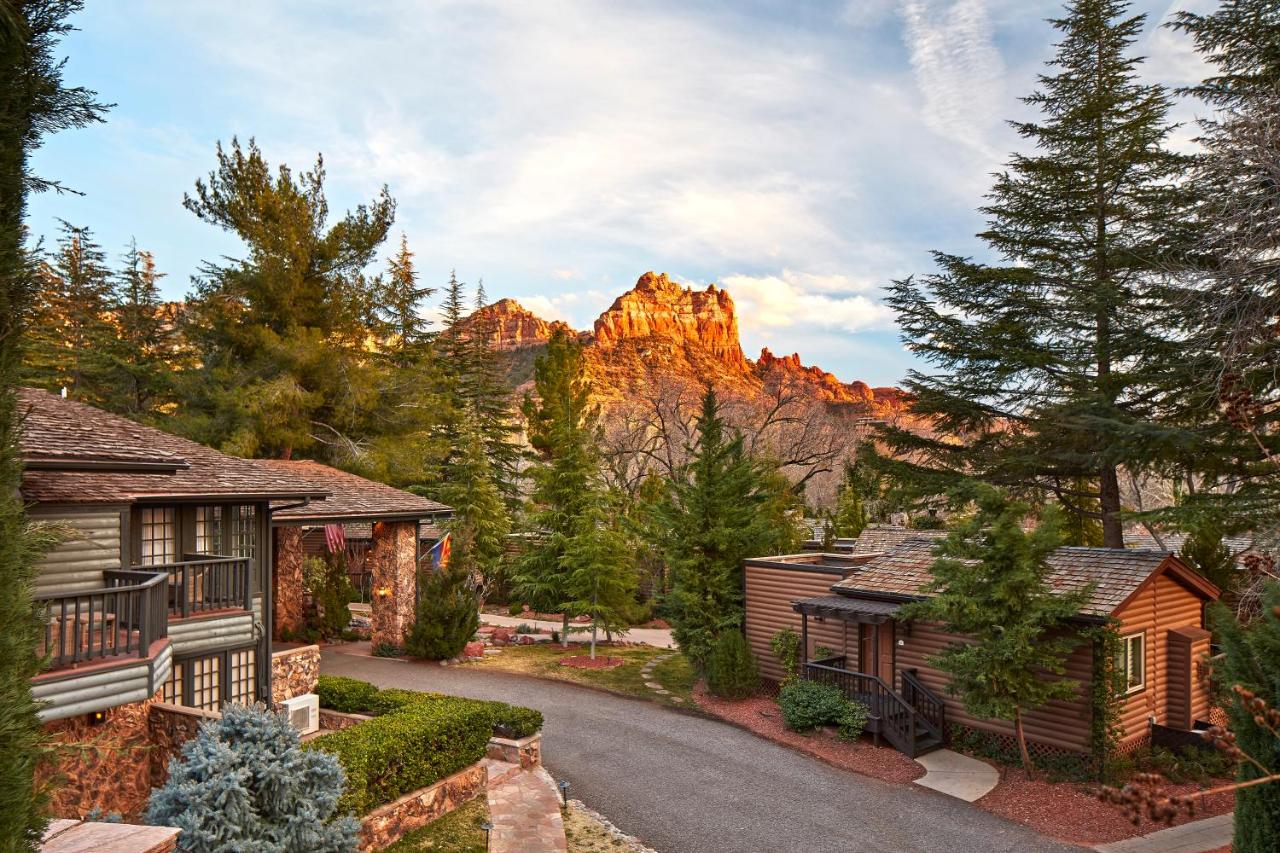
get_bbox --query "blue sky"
[29,0,1211,387]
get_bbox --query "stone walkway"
[639,651,682,703]
[1093,812,1233,853]
[487,764,568,852]
[913,749,1000,801]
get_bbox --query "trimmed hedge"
[314,676,543,739]
[309,676,546,813]
[309,698,494,815]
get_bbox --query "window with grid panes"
[228,648,257,704]
[189,654,221,711]
[194,505,223,555]
[139,507,176,565]
[162,661,184,704]
[228,505,257,559]
[1116,632,1145,694]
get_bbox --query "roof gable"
[261,459,450,522]
[828,540,1220,618]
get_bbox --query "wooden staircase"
[803,657,946,758]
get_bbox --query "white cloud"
[719,271,897,334]
[899,0,1007,159]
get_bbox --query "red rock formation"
[592,272,748,372]
[755,347,907,411]
[465,298,562,350]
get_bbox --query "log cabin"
[744,537,1220,759]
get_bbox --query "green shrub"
[770,627,800,683]
[306,553,357,639]
[778,680,849,732]
[489,705,544,740]
[151,704,359,849]
[706,630,761,698]
[837,700,870,742]
[308,700,494,815]
[404,565,480,660]
[316,675,380,714]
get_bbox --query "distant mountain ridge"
[465,271,908,415]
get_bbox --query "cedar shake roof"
[829,538,1218,618]
[17,388,329,504]
[261,459,451,524]
[1123,530,1256,555]
[849,525,945,555]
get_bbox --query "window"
[228,649,256,704]
[166,647,258,710]
[139,507,176,565]
[194,505,223,555]
[228,505,257,559]
[1116,632,1145,694]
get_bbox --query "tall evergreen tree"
[103,240,177,420]
[376,233,434,369]
[1179,517,1237,598]
[658,387,801,669]
[437,422,510,596]
[1211,586,1280,852]
[178,138,395,460]
[876,0,1195,546]
[469,280,521,506]
[0,2,108,847]
[561,498,635,659]
[900,486,1088,775]
[831,461,868,539]
[23,220,114,404]
[511,327,600,645]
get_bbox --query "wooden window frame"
[1117,631,1146,695]
[167,645,258,711]
[137,506,177,566]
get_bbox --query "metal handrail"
[35,570,168,669]
[900,668,947,741]
[803,656,919,755]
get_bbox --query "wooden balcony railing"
[35,569,168,670]
[144,554,253,618]
[803,654,922,756]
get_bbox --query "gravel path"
[322,649,1079,853]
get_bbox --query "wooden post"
[800,611,809,674]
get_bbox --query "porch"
[35,554,252,672]
[794,595,947,758]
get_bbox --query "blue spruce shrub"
[146,703,360,852]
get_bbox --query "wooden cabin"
[744,538,1219,759]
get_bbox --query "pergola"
[258,460,452,649]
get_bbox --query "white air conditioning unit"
[281,693,319,735]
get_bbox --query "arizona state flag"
[428,533,451,569]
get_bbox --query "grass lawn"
[564,801,640,852]
[381,796,490,852]
[461,643,696,707]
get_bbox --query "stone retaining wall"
[359,762,487,852]
[487,732,543,770]
[148,703,221,787]
[270,643,320,704]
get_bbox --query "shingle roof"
[261,459,451,523]
[1123,530,1256,556]
[830,539,1211,618]
[17,388,329,504]
[849,525,945,555]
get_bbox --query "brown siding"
[744,564,846,682]
[1114,574,1211,747]
[895,621,1096,753]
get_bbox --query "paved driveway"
[321,650,1078,853]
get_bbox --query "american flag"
[324,523,346,554]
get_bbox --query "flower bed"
[559,655,624,670]
[694,688,924,784]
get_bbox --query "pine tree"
[1179,518,1237,596]
[376,233,434,369]
[1211,585,1280,852]
[899,486,1089,775]
[404,561,480,660]
[831,462,868,539]
[876,0,1195,547]
[437,422,510,596]
[1,5,108,847]
[658,387,800,669]
[561,498,636,659]
[146,703,360,852]
[512,327,600,646]
[468,280,522,507]
[178,138,395,459]
[103,241,177,420]
[23,221,115,405]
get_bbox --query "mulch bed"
[559,655,625,669]
[693,688,924,784]
[975,767,1235,845]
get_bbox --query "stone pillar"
[273,527,305,640]
[370,521,418,650]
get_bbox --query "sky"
[28,0,1214,387]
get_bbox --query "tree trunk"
[1014,707,1037,780]
[561,613,569,649]
[590,621,597,661]
[1099,465,1123,548]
